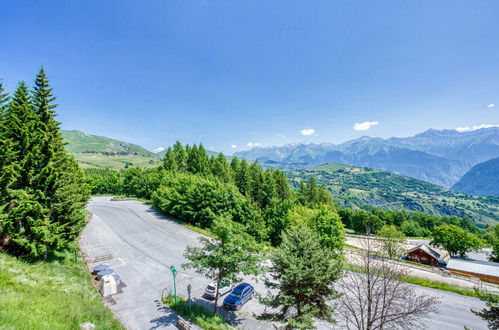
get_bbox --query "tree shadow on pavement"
[149,299,178,329]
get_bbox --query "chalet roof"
[446,258,499,278]
[406,244,441,259]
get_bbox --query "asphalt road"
[81,197,488,330]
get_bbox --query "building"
[406,244,442,266]
[446,258,499,284]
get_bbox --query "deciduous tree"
[183,216,262,314]
[378,225,406,259]
[430,224,485,258]
[337,238,439,329]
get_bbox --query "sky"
[1,1,498,154]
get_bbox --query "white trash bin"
[100,274,117,297]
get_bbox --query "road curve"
[80,197,488,330]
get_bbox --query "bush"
[161,294,233,330]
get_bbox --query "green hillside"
[62,130,160,169]
[286,163,499,226]
[62,130,157,157]
[452,157,499,197]
[74,153,161,169]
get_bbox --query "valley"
[286,163,499,226]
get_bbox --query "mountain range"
[452,157,499,197]
[234,127,499,189]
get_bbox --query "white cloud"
[488,104,495,110]
[300,128,316,136]
[275,134,285,138]
[247,142,262,147]
[353,121,379,131]
[455,124,499,132]
[230,144,237,149]
[153,146,165,152]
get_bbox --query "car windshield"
[207,285,216,290]
[230,287,244,298]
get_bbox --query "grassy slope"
[74,153,161,170]
[0,251,123,330]
[62,130,156,157]
[286,163,499,226]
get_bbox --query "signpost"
[170,265,177,304]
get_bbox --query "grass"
[401,276,480,298]
[74,153,160,170]
[161,294,234,330]
[0,250,123,330]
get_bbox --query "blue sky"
[1,1,498,153]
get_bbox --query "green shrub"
[161,294,233,330]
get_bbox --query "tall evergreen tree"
[211,152,232,183]
[173,141,188,172]
[235,159,251,196]
[272,170,291,200]
[31,68,63,201]
[0,77,9,115]
[0,78,18,199]
[230,156,240,181]
[162,147,177,172]
[30,68,89,254]
[261,225,342,329]
[3,82,36,189]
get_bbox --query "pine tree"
[3,82,37,189]
[1,82,53,257]
[0,78,18,198]
[212,152,232,183]
[30,68,89,254]
[230,156,240,181]
[50,154,89,248]
[162,147,178,171]
[235,159,251,196]
[173,141,188,172]
[31,67,63,201]
[187,144,209,174]
[272,170,291,200]
[261,225,342,329]
[0,76,9,115]
[197,144,209,174]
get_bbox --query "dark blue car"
[223,282,254,311]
